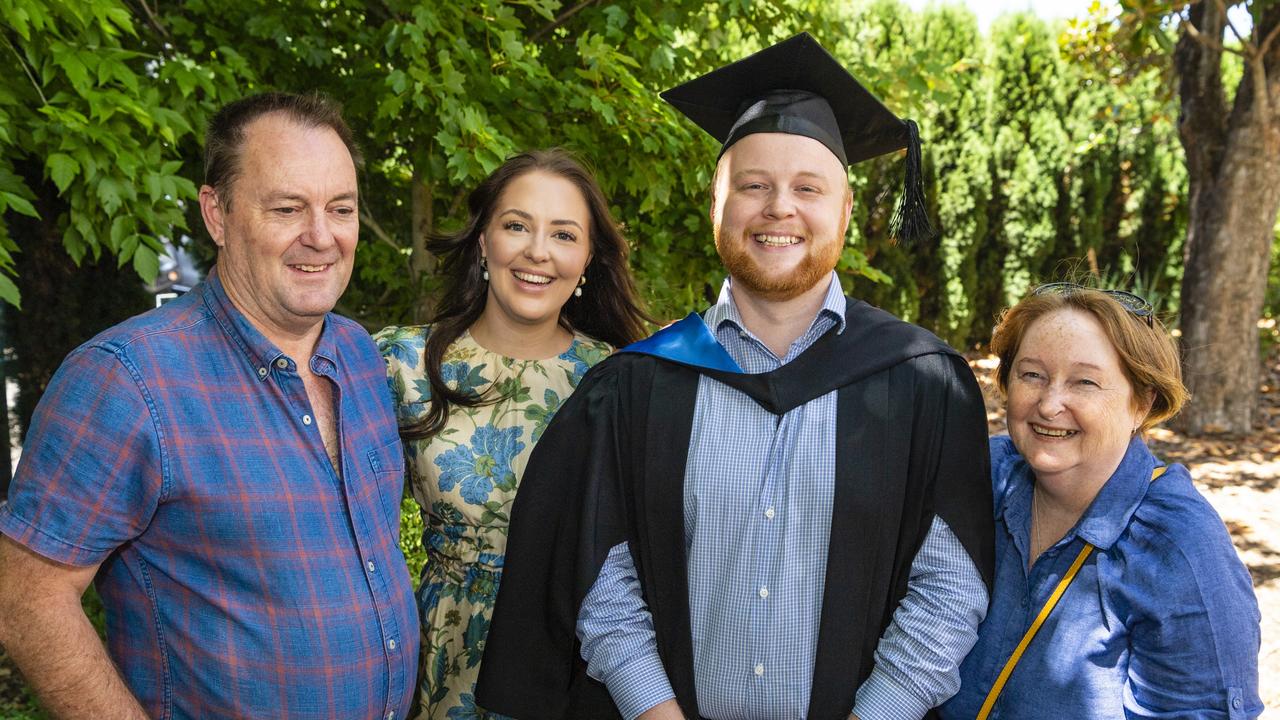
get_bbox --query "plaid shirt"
[0,271,418,720]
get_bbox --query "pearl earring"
[480,256,489,282]
[574,274,586,297]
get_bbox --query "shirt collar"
[201,266,340,381]
[1073,436,1158,549]
[706,271,848,337]
[999,435,1157,552]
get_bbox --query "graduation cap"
[661,32,933,245]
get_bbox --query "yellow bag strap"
[976,465,1167,719]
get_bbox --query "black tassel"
[888,119,934,247]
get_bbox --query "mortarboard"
[661,32,933,245]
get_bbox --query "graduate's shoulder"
[843,297,973,385]
[575,347,678,390]
[563,348,660,404]
[843,297,958,359]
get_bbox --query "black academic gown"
[476,297,994,720]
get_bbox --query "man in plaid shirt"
[0,93,418,719]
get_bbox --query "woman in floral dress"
[374,149,649,719]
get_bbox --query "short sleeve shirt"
[0,271,419,720]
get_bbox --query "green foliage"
[400,495,428,581]
[3,0,1189,344]
[840,3,1186,347]
[0,0,244,307]
[913,6,991,343]
[987,14,1070,306]
[150,0,852,325]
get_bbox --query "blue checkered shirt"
[576,274,987,720]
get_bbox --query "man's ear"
[709,159,728,226]
[840,186,853,239]
[199,185,227,247]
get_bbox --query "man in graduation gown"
[476,33,994,720]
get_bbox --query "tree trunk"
[1174,3,1280,435]
[9,176,152,440]
[409,169,438,322]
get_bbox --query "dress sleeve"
[372,325,418,407]
[1105,475,1262,719]
[0,344,164,566]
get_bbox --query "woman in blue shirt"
[942,284,1261,719]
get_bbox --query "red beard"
[715,230,842,302]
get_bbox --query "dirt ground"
[971,346,1280,712]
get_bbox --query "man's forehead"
[238,114,351,166]
[233,115,356,190]
[720,133,847,178]
[241,111,319,141]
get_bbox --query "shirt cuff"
[603,649,677,720]
[854,666,935,720]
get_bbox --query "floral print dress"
[373,326,612,720]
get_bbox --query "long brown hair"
[402,149,650,441]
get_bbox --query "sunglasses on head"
[1031,282,1155,328]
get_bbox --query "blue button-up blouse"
[941,436,1262,719]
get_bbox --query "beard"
[716,228,843,302]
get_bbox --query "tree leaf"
[48,153,79,193]
[0,192,39,218]
[0,272,20,308]
[110,215,135,247]
[132,243,160,282]
[54,49,91,91]
[97,178,124,214]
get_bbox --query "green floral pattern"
[374,326,611,720]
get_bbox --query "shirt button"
[388,638,397,650]
[366,561,376,573]
[758,586,769,599]
[275,358,288,369]
[1233,697,1243,709]
[765,507,775,519]
[257,367,267,377]
[303,414,313,425]
[754,663,764,676]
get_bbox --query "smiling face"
[199,112,358,342]
[711,132,852,302]
[1007,308,1151,490]
[478,170,592,333]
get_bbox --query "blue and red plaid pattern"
[0,270,418,720]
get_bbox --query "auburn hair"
[990,288,1187,432]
